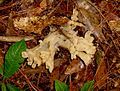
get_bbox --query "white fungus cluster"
[22,8,96,72]
[22,28,96,72]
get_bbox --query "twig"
[19,69,39,91]
[0,36,34,42]
[37,73,41,87]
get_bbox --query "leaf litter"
[0,0,120,90]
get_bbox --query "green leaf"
[80,80,94,91]
[6,84,20,91]
[5,39,26,63]
[0,65,4,76]
[1,83,7,91]
[55,80,69,91]
[4,39,26,78]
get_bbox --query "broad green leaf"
[4,39,26,78]
[1,83,6,91]
[5,39,26,63]
[6,84,20,91]
[55,80,69,91]
[80,80,94,91]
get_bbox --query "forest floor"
[0,0,120,91]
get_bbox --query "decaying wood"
[14,16,69,34]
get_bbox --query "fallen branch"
[0,36,34,42]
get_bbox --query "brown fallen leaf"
[78,7,100,31]
[94,58,107,89]
[65,59,85,75]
